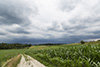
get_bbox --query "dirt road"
[17,54,46,67]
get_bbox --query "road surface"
[17,54,46,67]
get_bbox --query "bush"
[80,40,85,44]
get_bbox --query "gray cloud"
[9,27,30,34]
[47,21,64,32]
[0,0,38,25]
[59,0,81,12]
[0,32,5,35]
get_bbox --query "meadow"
[0,41,100,67]
[0,49,26,67]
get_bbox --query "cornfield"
[26,44,100,67]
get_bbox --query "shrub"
[80,40,85,44]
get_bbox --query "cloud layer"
[0,0,100,44]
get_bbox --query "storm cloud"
[0,0,100,44]
[0,0,38,25]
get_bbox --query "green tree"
[80,40,85,44]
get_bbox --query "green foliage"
[80,40,85,44]
[0,49,26,67]
[0,43,32,49]
[26,44,100,67]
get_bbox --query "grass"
[3,54,21,67]
[30,45,49,50]
[0,49,26,67]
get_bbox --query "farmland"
[26,44,100,67]
[0,41,100,67]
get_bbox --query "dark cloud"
[9,33,100,44]
[9,27,30,34]
[61,23,86,31]
[89,30,100,35]
[61,34,100,43]
[0,0,38,25]
[10,37,66,44]
[0,32,5,35]
[47,21,64,32]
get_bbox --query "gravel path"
[17,54,46,67]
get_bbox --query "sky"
[0,0,100,44]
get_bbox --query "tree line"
[0,43,32,49]
[35,43,64,46]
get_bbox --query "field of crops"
[26,44,100,67]
[0,42,100,67]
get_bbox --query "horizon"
[0,39,99,45]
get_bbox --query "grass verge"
[3,54,21,67]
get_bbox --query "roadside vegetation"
[3,54,21,67]
[0,49,26,67]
